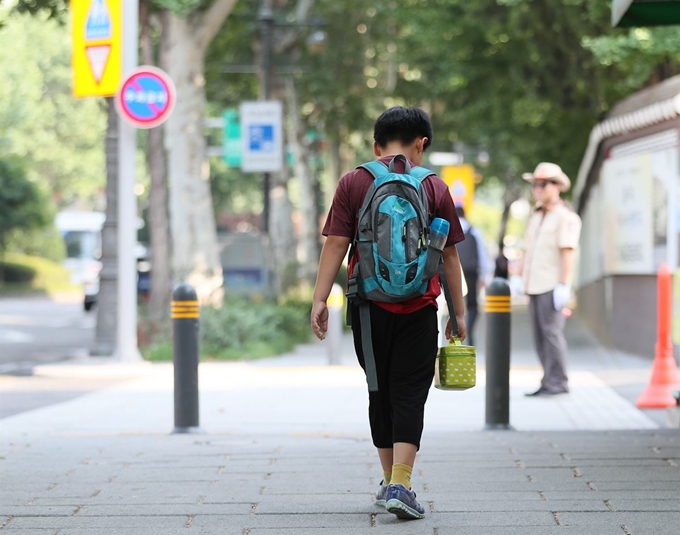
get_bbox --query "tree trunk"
[141,4,172,322]
[165,14,223,305]
[269,173,297,295]
[286,77,317,285]
[91,97,118,356]
[498,202,511,250]
[326,133,342,194]
[253,0,315,296]
[311,132,324,262]
[498,173,522,246]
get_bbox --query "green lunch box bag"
[434,337,477,391]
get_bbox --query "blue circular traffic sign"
[115,66,176,129]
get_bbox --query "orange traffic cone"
[636,263,680,409]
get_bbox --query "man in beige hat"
[520,162,581,396]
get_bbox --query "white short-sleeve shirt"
[521,203,582,295]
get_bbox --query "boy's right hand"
[311,301,329,340]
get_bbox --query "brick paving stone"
[374,511,558,527]
[4,515,189,529]
[190,512,372,529]
[559,511,680,528]
[436,528,627,535]
[602,499,680,512]
[75,503,254,515]
[431,499,612,512]
[0,505,76,516]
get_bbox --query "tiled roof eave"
[573,93,680,204]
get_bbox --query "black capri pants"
[351,302,439,449]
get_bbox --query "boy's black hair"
[373,106,433,151]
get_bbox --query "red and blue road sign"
[115,66,175,129]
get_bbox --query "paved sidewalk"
[1,304,678,533]
[1,429,679,534]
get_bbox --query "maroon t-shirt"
[322,155,464,314]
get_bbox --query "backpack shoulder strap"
[358,303,379,392]
[355,162,388,224]
[410,165,436,182]
[358,160,389,180]
[438,264,459,338]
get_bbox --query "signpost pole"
[115,0,141,362]
[259,3,274,235]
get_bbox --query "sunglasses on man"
[531,180,557,189]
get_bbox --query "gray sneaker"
[385,483,425,519]
[375,480,389,507]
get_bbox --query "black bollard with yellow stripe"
[171,283,204,434]
[484,277,514,430]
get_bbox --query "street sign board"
[613,0,680,27]
[239,101,283,173]
[71,0,122,97]
[429,152,463,166]
[442,164,476,211]
[223,109,241,167]
[115,66,176,129]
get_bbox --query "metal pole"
[259,2,273,234]
[92,98,118,356]
[115,0,142,362]
[484,277,513,430]
[171,283,204,434]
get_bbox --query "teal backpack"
[347,154,441,303]
[346,154,449,391]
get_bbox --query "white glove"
[553,283,570,311]
[509,275,524,296]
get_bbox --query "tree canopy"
[0,157,52,252]
[0,9,107,207]
[7,0,680,234]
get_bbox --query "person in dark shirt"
[455,204,489,346]
[311,107,467,520]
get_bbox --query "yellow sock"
[391,463,412,489]
[383,471,391,485]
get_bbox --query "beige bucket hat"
[522,162,571,192]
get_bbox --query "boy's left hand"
[311,301,329,340]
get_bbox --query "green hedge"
[0,261,36,283]
[0,253,75,293]
[141,295,312,361]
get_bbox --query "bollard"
[171,283,205,434]
[326,283,344,365]
[484,277,514,430]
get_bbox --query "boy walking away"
[454,204,490,346]
[311,107,467,520]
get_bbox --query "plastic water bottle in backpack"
[422,217,449,278]
[428,217,450,251]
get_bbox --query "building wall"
[576,279,611,347]
[576,125,680,359]
[577,275,658,358]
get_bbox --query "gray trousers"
[528,291,569,393]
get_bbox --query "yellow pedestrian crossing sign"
[71,0,122,98]
[441,164,475,211]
